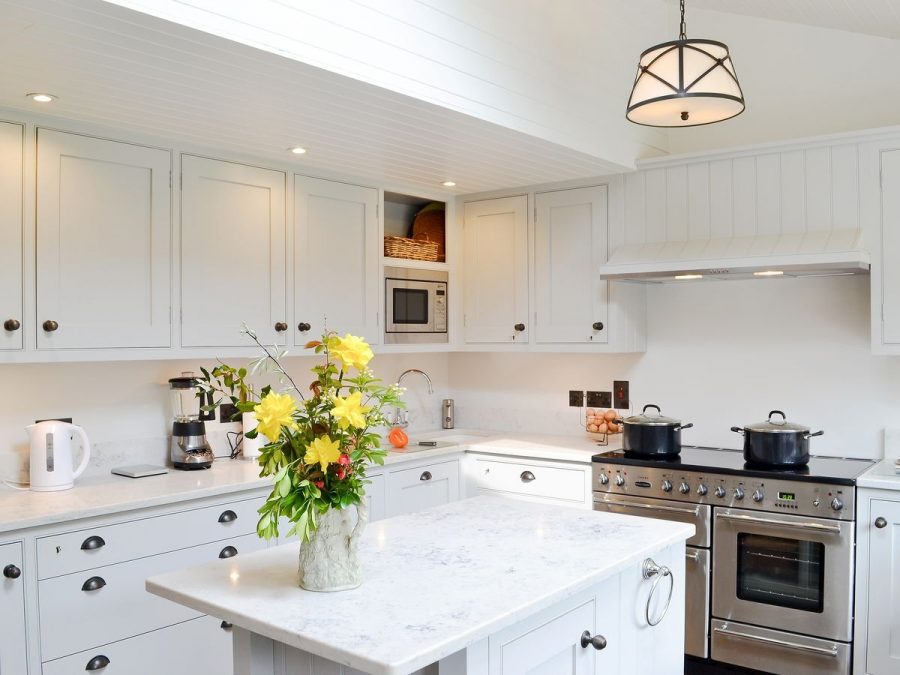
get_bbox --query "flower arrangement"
[201,329,403,543]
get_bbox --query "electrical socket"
[568,390,584,407]
[586,391,612,408]
[613,381,630,409]
[220,403,240,423]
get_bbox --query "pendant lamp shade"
[626,2,745,127]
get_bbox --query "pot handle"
[767,410,787,423]
[677,423,694,431]
[805,430,825,439]
[730,426,745,435]
[642,404,661,415]
[614,419,626,426]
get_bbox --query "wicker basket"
[384,236,440,262]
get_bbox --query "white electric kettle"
[25,421,91,491]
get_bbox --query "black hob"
[592,446,875,486]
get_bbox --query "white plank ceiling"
[0,0,624,195]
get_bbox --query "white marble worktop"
[857,459,900,491]
[147,495,692,675]
[0,430,616,534]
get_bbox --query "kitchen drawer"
[387,460,460,517]
[41,615,233,675]
[37,494,265,579]
[39,533,263,661]
[471,457,587,504]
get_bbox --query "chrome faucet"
[390,369,434,428]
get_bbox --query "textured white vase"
[241,411,263,460]
[298,500,368,592]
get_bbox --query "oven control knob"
[752,489,765,503]
[714,486,726,498]
[599,473,609,485]
[661,480,673,493]
[679,482,690,494]
[696,484,708,496]
[733,487,745,500]
[614,475,625,487]
[831,497,844,511]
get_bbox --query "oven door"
[712,507,854,641]
[592,493,710,547]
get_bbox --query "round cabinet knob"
[696,484,708,496]
[3,564,21,579]
[661,479,673,493]
[274,322,288,332]
[733,487,745,500]
[220,620,233,631]
[679,482,690,494]
[875,517,888,529]
[831,497,844,512]
[297,322,312,332]
[592,322,604,331]
[42,319,59,332]
[614,475,625,487]
[513,323,526,332]
[714,486,726,498]
[599,473,609,485]
[752,489,765,503]
[580,630,607,651]
[3,318,20,332]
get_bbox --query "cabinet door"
[386,460,460,517]
[294,176,378,344]
[464,196,528,343]
[881,150,900,344]
[181,155,286,347]
[0,542,27,674]
[866,499,900,673]
[534,186,608,344]
[366,473,387,522]
[36,129,171,348]
[0,122,23,351]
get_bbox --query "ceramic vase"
[297,500,368,591]
[241,412,263,460]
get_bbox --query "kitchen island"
[147,496,692,675]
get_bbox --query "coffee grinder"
[168,372,215,470]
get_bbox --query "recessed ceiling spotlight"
[674,274,703,280]
[27,93,56,103]
[288,146,307,155]
[441,181,456,188]
[753,270,784,277]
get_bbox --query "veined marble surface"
[148,496,692,675]
[858,459,900,490]
[0,429,616,533]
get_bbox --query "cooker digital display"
[778,491,796,501]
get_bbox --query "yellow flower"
[332,391,371,430]
[254,392,298,441]
[304,435,342,467]
[329,333,373,371]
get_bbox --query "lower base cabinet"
[41,615,232,675]
[387,459,461,517]
[0,541,28,673]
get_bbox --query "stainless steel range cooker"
[591,446,875,675]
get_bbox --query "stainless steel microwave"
[384,266,448,344]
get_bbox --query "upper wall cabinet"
[181,155,286,348]
[464,196,529,344]
[534,186,608,344]
[36,130,171,349]
[293,176,378,344]
[880,149,900,345]
[0,122,23,351]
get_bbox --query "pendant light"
[626,0,744,127]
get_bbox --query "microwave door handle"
[593,497,701,517]
[715,512,842,534]
[713,626,839,658]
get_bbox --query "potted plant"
[200,328,402,591]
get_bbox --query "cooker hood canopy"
[599,228,870,282]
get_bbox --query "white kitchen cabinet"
[0,541,28,674]
[879,149,900,346]
[35,129,171,349]
[386,459,460,517]
[294,176,379,344]
[466,454,591,508]
[366,472,387,522]
[181,154,287,347]
[463,196,529,343]
[855,489,900,674]
[534,186,608,344]
[0,122,23,351]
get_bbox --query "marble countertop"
[0,430,615,534]
[858,459,900,490]
[147,495,692,675]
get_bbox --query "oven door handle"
[715,512,842,534]
[594,498,701,517]
[713,626,839,658]
[685,550,701,562]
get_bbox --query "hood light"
[675,274,703,280]
[754,270,784,277]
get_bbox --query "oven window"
[392,288,429,324]
[736,533,825,613]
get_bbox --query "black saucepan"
[617,404,693,458]
[731,410,823,467]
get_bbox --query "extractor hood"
[599,229,870,282]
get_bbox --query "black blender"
[168,372,215,470]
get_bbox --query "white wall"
[449,275,899,459]
[0,353,449,484]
